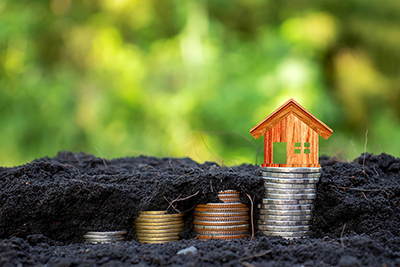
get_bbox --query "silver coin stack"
[83,230,127,244]
[258,167,320,239]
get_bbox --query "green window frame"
[294,149,301,154]
[304,142,310,147]
[304,149,310,154]
[295,142,301,147]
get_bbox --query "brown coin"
[194,215,249,222]
[194,211,249,217]
[195,229,249,235]
[196,203,246,209]
[197,234,248,239]
[195,207,249,212]
[194,224,249,230]
[220,199,240,203]
[218,190,240,194]
[194,220,249,226]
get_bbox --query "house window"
[273,142,287,164]
[294,149,301,154]
[304,142,310,147]
[304,149,310,154]
[295,142,301,147]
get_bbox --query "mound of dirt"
[1,151,400,266]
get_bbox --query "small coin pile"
[83,230,127,244]
[258,167,321,239]
[135,211,185,244]
[194,190,250,239]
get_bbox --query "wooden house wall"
[262,113,320,167]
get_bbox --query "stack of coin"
[83,230,127,244]
[194,190,249,239]
[135,211,185,244]
[258,167,321,239]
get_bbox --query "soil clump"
[1,151,400,266]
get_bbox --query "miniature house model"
[250,98,333,168]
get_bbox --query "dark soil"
[1,151,400,266]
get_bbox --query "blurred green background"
[1,0,400,167]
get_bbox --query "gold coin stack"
[135,211,185,244]
[194,190,250,239]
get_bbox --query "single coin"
[140,211,168,215]
[194,220,249,226]
[258,204,313,210]
[194,211,249,217]
[194,224,249,230]
[196,203,246,209]
[257,225,311,232]
[136,232,179,238]
[259,214,312,221]
[257,220,311,226]
[138,214,184,219]
[260,167,321,173]
[195,229,249,235]
[218,195,240,198]
[218,190,240,194]
[259,230,312,237]
[139,240,176,244]
[261,171,321,178]
[263,177,318,184]
[85,231,127,236]
[266,188,316,194]
[85,238,125,243]
[261,199,314,205]
[135,224,184,230]
[221,200,241,203]
[193,216,249,222]
[265,183,316,189]
[135,229,181,234]
[259,209,311,216]
[84,234,125,239]
[197,234,248,239]
[135,217,183,223]
[265,193,315,200]
[138,236,180,241]
[195,207,249,213]
[135,220,184,226]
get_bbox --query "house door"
[273,142,287,164]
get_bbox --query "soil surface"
[1,151,400,266]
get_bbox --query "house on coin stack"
[249,98,333,168]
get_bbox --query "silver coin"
[265,193,315,200]
[266,188,316,195]
[259,230,312,237]
[259,214,312,221]
[261,171,320,178]
[258,225,311,232]
[194,224,249,230]
[261,199,314,205]
[85,230,127,236]
[259,209,311,216]
[260,167,321,173]
[258,204,313,210]
[265,183,316,189]
[262,177,319,184]
[84,237,125,243]
[257,220,311,226]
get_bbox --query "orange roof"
[250,98,333,140]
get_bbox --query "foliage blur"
[1,0,400,167]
